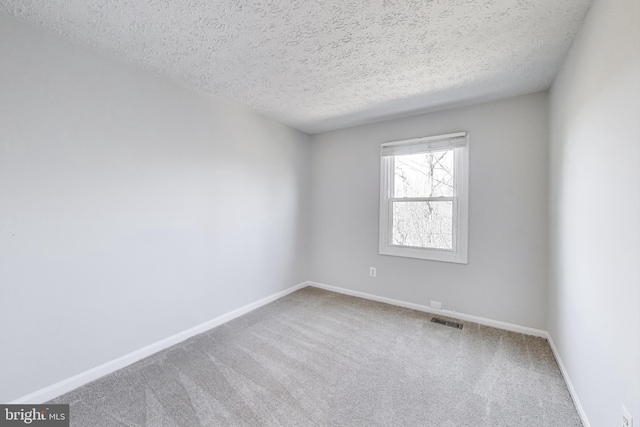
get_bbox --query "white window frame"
[379,132,469,264]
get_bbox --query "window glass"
[392,201,453,250]
[393,150,454,198]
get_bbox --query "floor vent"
[431,317,463,330]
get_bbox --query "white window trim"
[379,132,469,264]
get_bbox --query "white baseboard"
[11,279,590,427]
[308,281,547,338]
[10,281,309,404]
[545,334,592,427]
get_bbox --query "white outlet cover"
[369,267,376,277]
[430,301,442,310]
[623,405,633,427]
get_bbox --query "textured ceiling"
[1,0,592,133]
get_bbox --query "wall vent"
[431,317,463,330]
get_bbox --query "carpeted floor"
[49,287,583,426]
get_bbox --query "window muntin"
[379,132,468,263]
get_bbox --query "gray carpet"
[49,287,583,426]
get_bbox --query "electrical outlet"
[430,301,442,310]
[622,405,633,427]
[369,267,376,277]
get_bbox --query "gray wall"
[548,0,640,425]
[309,92,549,330]
[0,12,311,403]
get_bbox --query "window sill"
[379,245,468,264]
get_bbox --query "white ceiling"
[2,0,592,134]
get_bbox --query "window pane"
[393,150,454,197]
[392,201,453,250]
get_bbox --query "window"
[379,132,469,263]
